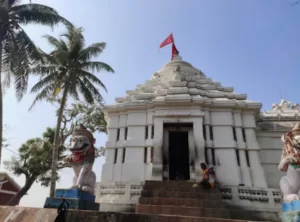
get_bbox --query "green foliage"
[71,102,107,133]
[41,99,107,146]
[63,101,107,135]
[3,130,65,187]
[0,0,71,166]
[42,127,55,144]
[29,25,114,110]
[0,1,71,99]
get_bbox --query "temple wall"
[101,111,154,184]
[100,106,268,189]
[255,114,300,189]
[209,110,241,186]
[203,109,267,188]
[256,131,285,188]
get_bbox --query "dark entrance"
[168,131,190,180]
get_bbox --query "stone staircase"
[135,180,272,222]
[0,180,279,221]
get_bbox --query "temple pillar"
[246,128,267,188]
[236,127,252,186]
[233,112,252,186]
[242,113,267,188]
[211,111,241,186]
[188,130,196,181]
[193,118,205,182]
[204,125,213,164]
[162,128,169,180]
[148,125,152,140]
[151,118,163,181]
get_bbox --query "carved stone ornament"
[292,104,300,110]
[279,123,300,203]
[174,65,180,72]
[272,99,292,111]
[153,72,160,78]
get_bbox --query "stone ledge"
[139,197,227,208]
[136,204,230,218]
[141,190,222,200]
[0,206,262,222]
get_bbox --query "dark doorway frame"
[163,123,193,181]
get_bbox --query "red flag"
[159,33,179,60]
[159,33,174,48]
[172,43,179,60]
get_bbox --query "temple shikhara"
[95,46,300,221]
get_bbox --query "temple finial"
[172,51,182,61]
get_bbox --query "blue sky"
[2,0,300,207]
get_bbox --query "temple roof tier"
[105,55,262,112]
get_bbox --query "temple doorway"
[168,131,190,181]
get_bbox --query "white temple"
[96,54,298,215]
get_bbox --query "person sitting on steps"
[193,162,216,189]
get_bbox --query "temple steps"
[143,180,220,192]
[144,180,206,188]
[136,204,231,218]
[0,206,268,222]
[142,187,220,193]
[139,197,228,208]
[136,180,271,222]
[141,190,222,200]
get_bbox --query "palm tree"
[0,0,70,165]
[30,25,114,197]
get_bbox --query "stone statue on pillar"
[63,124,96,194]
[44,124,99,210]
[278,123,300,203]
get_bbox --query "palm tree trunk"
[7,177,35,206]
[0,6,10,166]
[0,40,3,166]
[49,87,69,197]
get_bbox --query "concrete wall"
[257,130,284,188]
[101,111,154,183]
[204,110,267,188]
[98,106,270,211]
[0,206,191,222]
[0,206,281,222]
[101,107,267,188]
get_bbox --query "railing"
[96,181,282,211]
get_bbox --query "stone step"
[141,190,222,200]
[139,197,227,208]
[145,180,200,188]
[136,204,230,219]
[0,206,262,222]
[143,185,220,193]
